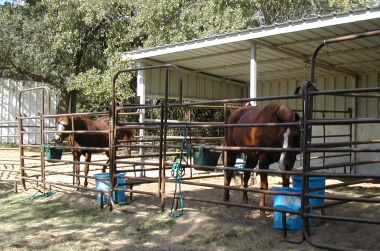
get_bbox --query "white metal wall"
[142,65,247,101]
[354,72,380,175]
[0,78,58,145]
[257,73,380,175]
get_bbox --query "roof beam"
[168,48,251,63]
[253,39,357,77]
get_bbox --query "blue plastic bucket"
[292,175,325,206]
[273,187,303,230]
[94,172,126,205]
[234,158,245,173]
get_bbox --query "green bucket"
[193,144,221,171]
[42,144,63,161]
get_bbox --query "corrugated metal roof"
[125,7,380,84]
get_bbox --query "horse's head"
[275,105,301,171]
[54,116,72,143]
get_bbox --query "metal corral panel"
[0,78,58,145]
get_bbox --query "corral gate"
[299,30,380,250]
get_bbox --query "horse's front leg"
[259,172,268,216]
[282,174,290,187]
[103,151,109,173]
[258,156,270,217]
[224,151,238,202]
[242,171,251,203]
[223,170,233,202]
[73,151,81,188]
[242,157,258,204]
[84,152,92,187]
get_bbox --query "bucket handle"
[41,144,50,153]
[187,144,206,156]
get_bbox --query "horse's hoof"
[259,211,272,218]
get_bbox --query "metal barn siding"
[0,78,58,145]
[0,79,17,144]
[355,72,380,175]
[141,64,246,100]
[257,80,303,108]
[257,75,356,172]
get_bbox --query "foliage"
[68,52,136,112]
[127,0,260,48]
[41,0,137,112]
[0,3,58,84]
[0,0,136,112]
[127,0,379,47]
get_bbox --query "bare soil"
[1,149,380,251]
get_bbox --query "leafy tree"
[127,0,379,47]
[127,0,260,48]
[0,0,136,112]
[0,2,56,83]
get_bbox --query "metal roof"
[125,7,380,84]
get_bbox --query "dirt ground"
[1,149,380,251]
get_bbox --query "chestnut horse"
[224,102,301,216]
[54,115,134,187]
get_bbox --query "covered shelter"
[124,6,380,104]
[124,6,380,174]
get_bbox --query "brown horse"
[224,102,301,216]
[54,115,134,187]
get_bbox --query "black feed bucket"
[193,145,221,171]
[42,144,63,162]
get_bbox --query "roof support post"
[137,62,146,176]
[250,42,257,106]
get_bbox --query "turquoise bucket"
[94,172,126,205]
[273,187,304,230]
[292,175,326,206]
[42,144,63,161]
[193,145,221,171]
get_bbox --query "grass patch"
[224,226,249,238]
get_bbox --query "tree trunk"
[56,89,72,113]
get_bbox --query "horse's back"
[226,106,262,146]
[226,103,286,148]
[72,117,109,149]
[227,106,262,125]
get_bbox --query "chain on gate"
[169,125,188,218]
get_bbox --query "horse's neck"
[72,117,90,130]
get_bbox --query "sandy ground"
[1,148,380,251]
